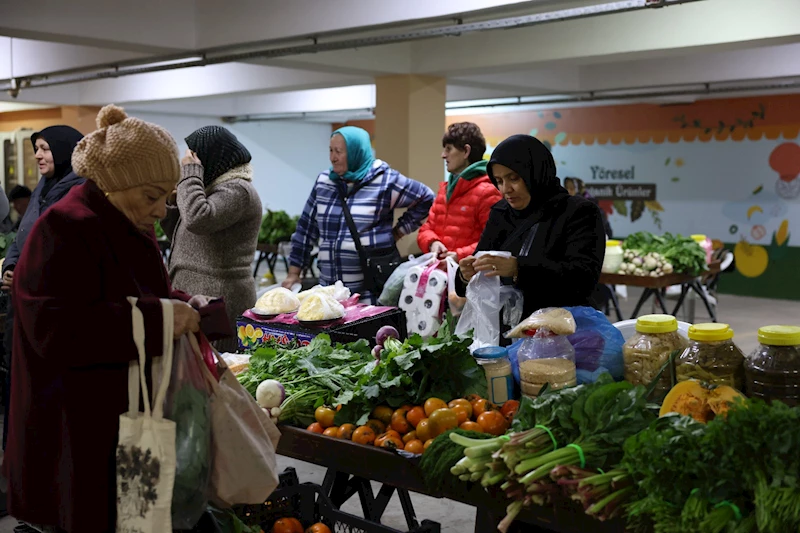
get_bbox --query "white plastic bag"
[445,257,466,317]
[378,252,436,306]
[296,292,346,321]
[454,251,523,351]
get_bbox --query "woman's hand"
[188,294,213,309]
[181,149,202,167]
[172,300,201,338]
[2,270,13,292]
[473,254,519,278]
[459,256,477,282]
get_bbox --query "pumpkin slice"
[660,380,745,423]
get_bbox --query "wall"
[129,113,333,216]
[0,106,101,134]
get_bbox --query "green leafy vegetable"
[259,210,299,245]
[623,231,708,276]
[420,429,493,493]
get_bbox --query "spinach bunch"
[258,210,299,245]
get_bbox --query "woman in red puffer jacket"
[418,122,503,261]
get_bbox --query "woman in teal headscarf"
[284,126,435,302]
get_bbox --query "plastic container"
[602,240,624,274]
[691,234,713,265]
[675,323,745,390]
[622,314,688,397]
[745,326,800,407]
[473,347,515,405]
[517,332,577,398]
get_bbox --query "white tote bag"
[116,298,177,533]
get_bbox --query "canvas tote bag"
[116,298,177,533]
[188,333,281,506]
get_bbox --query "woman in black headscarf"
[457,135,606,320]
[162,125,262,353]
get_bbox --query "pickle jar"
[623,314,688,397]
[675,323,745,390]
[473,346,515,405]
[745,326,800,406]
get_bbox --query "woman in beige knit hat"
[3,105,222,532]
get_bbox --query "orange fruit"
[322,427,339,437]
[402,430,418,444]
[429,408,459,432]
[371,405,393,426]
[415,418,434,442]
[459,421,483,432]
[477,410,508,436]
[424,398,448,417]
[448,399,473,419]
[406,406,426,428]
[352,426,376,445]
[404,439,425,455]
[273,518,303,533]
[337,424,356,440]
[307,422,324,434]
[377,434,405,450]
[366,419,386,435]
[306,524,332,533]
[391,408,411,434]
[451,406,470,425]
[424,439,435,451]
[472,399,498,419]
[315,406,336,428]
[501,400,520,418]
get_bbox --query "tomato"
[424,398,448,417]
[448,399,473,419]
[371,405,393,426]
[315,406,336,429]
[415,418,434,442]
[322,427,339,437]
[306,422,324,434]
[402,430,418,444]
[466,394,482,404]
[424,439,435,451]
[501,400,520,418]
[404,439,424,455]
[366,419,386,435]
[305,524,331,533]
[472,399,498,419]
[477,410,508,436]
[337,424,356,440]
[459,421,483,433]
[377,434,404,450]
[272,517,303,533]
[451,406,470,425]
[352,426,376,445]
[406,406,426,428]
[390,408,411,434]
[429,408,458,432]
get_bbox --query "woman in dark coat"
[457,135,606,321]
[3,105,217,532]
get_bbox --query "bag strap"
[336,187,370,265]
[519,223,540,258]
[189,332,224,392]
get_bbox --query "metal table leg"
[630,289,654,319]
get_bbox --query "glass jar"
[602,240,624,274]
[745,326,800,406]
[473,347,515,405]
[623,314,688,397]
[675,323,745,390]
[517,333,576,399]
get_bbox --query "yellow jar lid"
[689,323,734,342]
[691,234,707,243]
[606,240,621,247]
[636,314,679,334]
[758,326,800,346]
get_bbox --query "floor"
[0,282,796,532]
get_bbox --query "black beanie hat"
[185,126,252,186]
[8,185,32,202]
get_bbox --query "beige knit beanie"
[72,104,180,193]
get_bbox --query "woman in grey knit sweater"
[162,126,262,352]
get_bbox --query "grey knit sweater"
[162,162,262,351]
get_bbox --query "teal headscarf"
[329,126,375,182]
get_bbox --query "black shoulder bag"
[336,185,402,299]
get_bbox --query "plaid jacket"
[289,160,434,296]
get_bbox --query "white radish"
[256,379,286,409]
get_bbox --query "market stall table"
[276,425,626,533]
[600,260,721,322]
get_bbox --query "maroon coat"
[5,181,192,532]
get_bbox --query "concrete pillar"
[374,74,446,255]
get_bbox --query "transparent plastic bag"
[379,252,436,306]
[296,292,346,321]
[166,336,213,529]
[506,307,577,338]
[445,257,466,317]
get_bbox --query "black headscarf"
[30,125,84,182]
[185,126,252,187]
[487,134,563,215]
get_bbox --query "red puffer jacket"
[417,175,503,260]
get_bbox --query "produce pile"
[422,374,800,533]
[618,232,708,277]
[259,210,299,245]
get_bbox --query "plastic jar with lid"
[623,314,688,397]
[691,234,713,265]
[745,326,800,406]
[473,347,515,405]
[516,332,576,398]
[602,240,624,274]
[675,323,745,390]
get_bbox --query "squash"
[659,380,745,423]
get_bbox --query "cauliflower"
[254,287,301,315]
[296,293,346,321]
